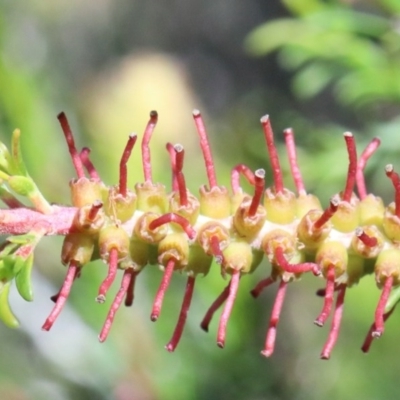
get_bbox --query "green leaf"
[291,61,336,98]
[0,282,19,328]
[7,175,36,197]
[10,129,28,177]
[0,141,12,175]
[15,254,34,301]
[0,256,17,282]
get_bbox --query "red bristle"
[261,279,288,357]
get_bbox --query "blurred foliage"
[1,1,400,400]
[246,0,400,108]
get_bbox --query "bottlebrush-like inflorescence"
[0,109,399,360]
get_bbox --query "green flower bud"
[135,181,168,214]
[199,185,231,219]
[61,232,95,266]
[264,188,296,224]
[98,225,130,261]
[105,186,137,223]
[70,177,108,208]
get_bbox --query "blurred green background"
[1,0,400,399]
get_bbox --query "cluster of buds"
[0,109,399,360]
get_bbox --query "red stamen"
[96,247,119,303]
[87,200,103,222]
[166,143,178,191]
[151,258,176,321]
[58,112,85,178]
[42,261,79,330]
[248,169,265,217]
[356,138,380,199]
[149,213,196,239]
[361,308,395,353]
[355,227,378,248]
[124,270,138,307]
[217,270,240,348]
[385,164,400,217]
[275,246,320,276]
[261,279,288,357]
[284,128,306,195]
[174,144,188,206]
[141,110,158,183]
[314,264,335,326]
[313,197,339,230]
[98,268,134,342]
[320,284,346,360]
[192,109,217,189]
[372,276,393,338]
[50,268,81,303]
[165,276,196,352]
[200,281,231,332]
[119,134,137,197]
[260,115,284,193]
[80,147,101,181]
[342,132,357,202]
[209,235,224,265]
[250,276,275,298]
[230,164,255,194]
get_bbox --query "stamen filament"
[217,270,240,348]
[260,115,284,193]
[372,276,393,338]
[58,112,85,178]
[261,279,288,357]
[357,138,380,199]
[313,197,339,230]
[151,258,176,321]
[248,169,265,217]
[42,261,79,330]
[98,268,134,342]
[355,227,378,248]
[165,276,196,352]
[284,128,306,195]
[250,276,275,298]
[96,247,119,303]
[320,284,346,360]
[385,164,400,217]
[149,213,196,239]
[80,147,101,181]
[275,246,320,276]
[119,134,137,197]
[192,109,217,189]
[141,111,158,183]
[314,264,335,326]
[231,164,255,194]
[343,132,357,202]
[200,281,231,332]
